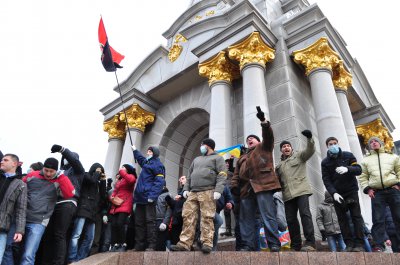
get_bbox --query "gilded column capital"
[292,37,341,76]
[103,114,126,141]
[119,104,155,132]
[198,51,240,85]
[228,32,275,70]
[356,118,394,151]
[333,61,352,91]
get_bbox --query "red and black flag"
[98,17,125,72]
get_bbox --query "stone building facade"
[100,0,395,228]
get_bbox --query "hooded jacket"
[321,148,361,197]
[231,121,281,198]
[359,147,400,192]
[59,148,85,204]
[110,169,136,215]
[133,150,166,204]
[23,170,74,226]
[316,192,341,235]
[275,138,315,201]
[76,163,107,221]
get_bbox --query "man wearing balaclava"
[131,145,165,251]
[359,136,400,252]
[321,137,364,252]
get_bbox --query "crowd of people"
[1,107,400,264]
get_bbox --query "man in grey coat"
[275,130,316,251]
[0,154,27,263]
[171,138,226,254]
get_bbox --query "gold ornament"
[228,32,275,70]
[168,34,187,63]
[103,114,126,140]
[356,118,394,152]
[206,10,215,16]
[119,104,155,132]
[292,37,341,76]
[198,51,240,85]
[333,61,352,91]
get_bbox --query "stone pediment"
[111,0,277,107]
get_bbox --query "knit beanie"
[280,140,292,149]
[122,164,136,175]
[246,134,260,143]
[43,158,59,170]
[148,146,160,158]
[367,136,384,149]
[201,138,216,150]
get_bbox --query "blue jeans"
[240,190,280,250]
[2,223,16,265]
[20,223,46,265]
[68,217,95,262]
[0,233,7,264]
[213,213,223,251]
[326,234,346,252]
[371,188,400,248]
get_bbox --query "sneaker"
[201,245,212,254]
[344,247,353,252]
[270,246,281,252]
[352,246,364,252]
[111,244,120,252]
[170,244,189,251]
[300,245,316,252]
[372,246,384,252]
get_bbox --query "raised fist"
[256,106,265,122]
[51,144,64,153]
[301,130,312,139]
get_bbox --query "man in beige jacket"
[359,136,400,252]
[275,130,316,251]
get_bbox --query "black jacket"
[76,163,106,221]
[60,148,85,203]
[321,149,361,197]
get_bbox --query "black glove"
[320,230,327,241]
[51,144,63,153]
[240,145,247,156]
[301,130,312,139]
[256,106,265,122]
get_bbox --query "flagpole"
[114,70,135,148]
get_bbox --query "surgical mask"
[328,144,340,154]
[200,145,207,155]
[146,155,152,161]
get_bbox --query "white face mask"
[200,145,207,155]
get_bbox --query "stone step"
[73,251,400,265]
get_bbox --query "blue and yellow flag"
[216,144,242,158]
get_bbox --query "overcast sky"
[1,0,399,172]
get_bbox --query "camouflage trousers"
[177,190,216,249]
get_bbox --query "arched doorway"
[159,108,210,193]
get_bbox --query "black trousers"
[40,202,77,265]
[155,219,168,251]
[334,192,365,248]
[135,202,157,250]
[111,212,129,245]
[284,195,315,250]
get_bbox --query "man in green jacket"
[170,138,226,254]
[359,136,400,252]
[275,130,316,251]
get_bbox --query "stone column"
[333,62,363,160]
[293,37,350,155]
[103,114,125,179]
[228,31,275,139]
[119,104,155,167]
[199,51,239,151]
